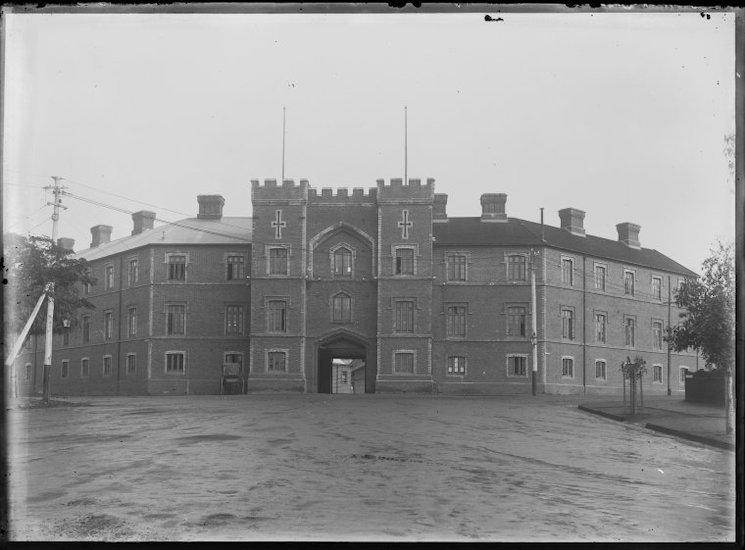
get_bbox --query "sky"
[2,10,736,274]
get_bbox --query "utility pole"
[41,176,66,404]
[530,248,538,396]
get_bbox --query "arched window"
[332,293,352,323]
[333,247,353,277]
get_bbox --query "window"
[507,306,527,337]
[680,367,689,383]
[166,352,185,373]
[624,270,635,296]
[63,328,70,346]
[24,364,31,381]
[267,351,287,372]
[333,247,353,278]
[594,265,606,291]
[341,371,348,384]
[168,255,186,281]
[394,352,415,374]
[104,311,113,340]
[268,247,288,276]
[595,360,606,380]
[332,294,352,323]
[508,355,527,377]
[562,357,574,378]
[561,258,574,285]
[128,307,137,338]
[225,305,244,335]
[447,255,467,281]
[653,364,663,383]
[446,305,467,338]
[561,308,574,340]
[105,265,114,290]
[447,356,466,376]
[508,255,527,281]
[84,270,92,295]
[82,315,90,343]
[166,304,186,335]
[652,276,662,301]
[625,317,635,347]
[595,313,607,343]
[103,355,112,377]
[126,354,136,375]
[224,353,243,377]
[81,358,89,378]
[652,321,663,351]
[267,300,287,332]
[395,300,415,333]
[226,255,245,280]
[128,258,139,286]
[61,360,69,379]
[395,248,415,275]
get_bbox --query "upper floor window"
[333,247,353,278]
[227,255,245,280]
[103,311,113,340]
[507,306,527,337]
[594,265,606,291]
[267,300,287,333]
[446,305,467,338]
[332,293,352,323]
[25,364,31,381]
[652,276,662,301]
[128,307,137,338]
[62,328,70,346]
[561,258,574,286]
[82,315,90,343]
[105,265,114,290]
[561,308,574,340]
[394,351,415,374]
[267,351,287,372]
[166,304,186,335]
[61,360,69,379]
[508,255,527,281]
[652,320,664,351]
[394,300,415,333]
[168,255,186,281]
[624,270,635,296]
[447,255,466,281]
[625,317,636,347]
[166,352,185,373]
[595,312,607,343]
[128,258,139,286]
[225,305,244,335]
[447,356,466,376]
[84,269,92,295]
[395,248,415,275]
[268,247,288,276]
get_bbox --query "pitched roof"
[433,217,696,277]
[75,217,252,261]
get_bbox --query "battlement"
[251,178,309,201]
[376,177,435,201]
[308,186,377,203]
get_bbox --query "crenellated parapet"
[251,178,309,202]
[376,177,435,203]
[308,186,378,203]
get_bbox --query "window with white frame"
[394,247,415,275]
[225,305,244,335]
[624,270,635,296]
[267,350,287,372]
[507,355,527,377]
[226,255,245,280]
[166,304,186,335]
[561,257,574,286]
[652,276,662,301]
[103,355,112,377]
[446,304,467,338]
[594,264,606,291]
[447,254,467,281]
[507,306,527,337]
[562,357,574,378]
[507,255,527,281]
[625,316,636,347]
[168,254,187,281]
[128,307,137,338]
[653,364,663,383]
[561,308,574,340]
[81,358,89,377]
[447,356,466,376]
[595,360,606,380]
[332,293,352,323]
[104,311,114,340]
[126,354,136,375]
[165,352,185,373]
[61,360,69,379]
[394,351,415,374]
[595,312,607,344]
[128,257,139,286]
[105,264,115,290]
[266,300,287,332]
[268,247,288,276]
[652,320,664,351]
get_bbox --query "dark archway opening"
[317,336,369,394]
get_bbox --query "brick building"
[12,178,698,397]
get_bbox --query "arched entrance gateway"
[315,331,375,394]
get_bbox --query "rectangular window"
[395,300,415,333]
[168,255,186,281]
[103,356,112,377]
[507,306,527,337]
[625,317,635,347]
[395,248,415,275]
[508,355,527,377]
[81,358,89,378]
[224,353,243,377]
[652,277,662,300]
[508,255,527,281]
[652,321,663,351]
[341,371,348,383]
[82,315,90,343]
[225,305,244,335]
[165,352,185,373]
[394,352,415,374]
[595,360,606,380]
[104,311,113,340]
[562,357,574,378]
[267,351,287,372]
[61,360,69,379]
[266,300,287,332]
[84,270,92,295]
[594,265,606,291]
[126,354,136,375]
[63,328,70,346]
[653,365,663,383]
[128,307,137,337]
[226,255,245,280]
[128,258,139,286]
[25,364,31,381]
[561,308,574,340]
[446,305,467,338]
[562,258,573,286]
[447,255,467,281]
[332,294,352,323]
[680,367,689,383]
[166,304,186,335]
[268,248,288,276]
[333,247,353,278]
[447,356,466,376]
[105,265,114,290]
[595,313,607,343]
[624,271,635,296]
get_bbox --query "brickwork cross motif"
[271,209,286,239]
[397,209,413,239]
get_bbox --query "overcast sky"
[2,11,736,273]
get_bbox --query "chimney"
[197,195,225,219]
[433,193,448,223]
[57,237,75,251]
[480,193,507,222]
[90,225,113,248]
[131,210,156,235]
[558,208,586,237]
[616,222,641,249]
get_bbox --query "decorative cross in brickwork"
[271,209,286,239]
[397,209,413,239]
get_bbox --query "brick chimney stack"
[616,222,641,249]
[558,208,586,237]
[90,225,113,248]
[131,210,156,235]
[57,237,75,251]
[480,193,507,223]
[197,195,225,219]
[433,193,448,223]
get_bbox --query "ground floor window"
[166,352,185,373]
[561,357,574,378]
[447,356,466,376]
[61,360,69,379]
[81,358,89,378]
[653,364,663,383]
[103,355,112,377]
[224,353,243,376]
[679,367,689,383]
[267,351,287,372]
[595,360,606,380]
[507,355,527,377]
[126,354,137,375]
[394,351,415,374]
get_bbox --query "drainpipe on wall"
[667,275,672,396]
